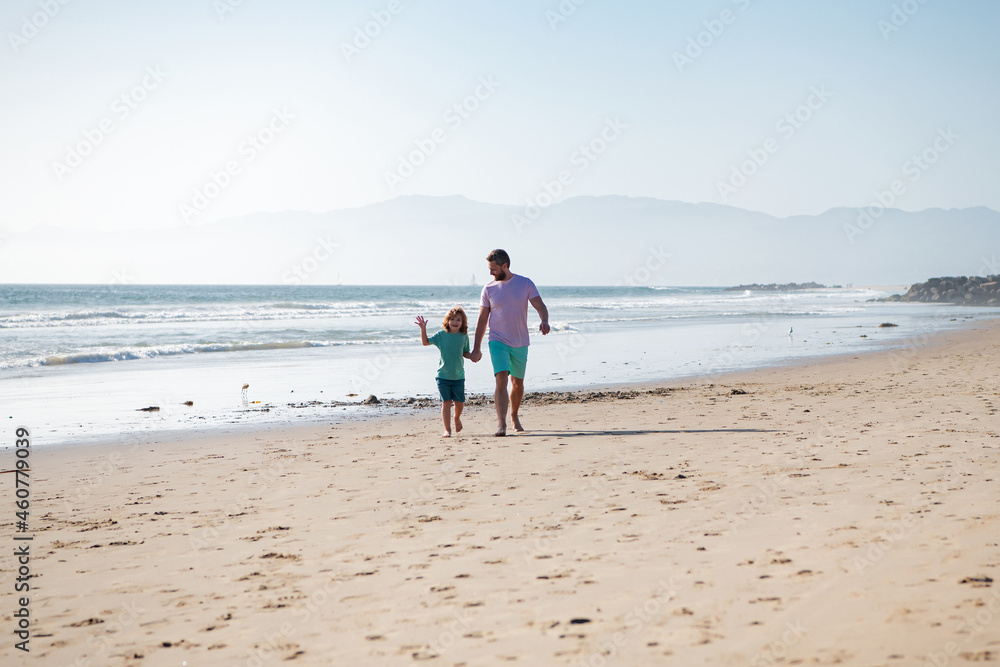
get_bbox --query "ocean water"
[2,283,997,446]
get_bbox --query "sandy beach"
[4,321,1000,666]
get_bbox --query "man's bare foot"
[494,425,506,437]
[512,414,524,432]
[455,416,463,433]
[442,431,451,438]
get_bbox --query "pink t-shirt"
[480,274,540,348]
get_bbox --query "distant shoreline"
[723,281,834,291]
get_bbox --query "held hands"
[470,349,482,363]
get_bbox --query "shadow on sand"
[497,428,780,438]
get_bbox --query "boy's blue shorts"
[436,378,465,403]
[489,340,528,379]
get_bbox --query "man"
[470,249,550,436]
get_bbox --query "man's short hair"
[487,249,510,267]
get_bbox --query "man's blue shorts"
[436,378,465,403]
[488,340,528,379]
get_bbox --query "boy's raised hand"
[415,315,432,346]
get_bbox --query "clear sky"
[1,0,998,233]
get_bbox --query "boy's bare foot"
[455,416,463,433]
[494,425,506,437]
[512,415,524,432]
[442,431,451,438]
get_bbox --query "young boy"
[416,306,472,437]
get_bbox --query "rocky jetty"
[876,276,1000,306]
[724,282,828,292]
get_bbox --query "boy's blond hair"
[442,306,468,334]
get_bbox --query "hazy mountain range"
[3,195,998,286]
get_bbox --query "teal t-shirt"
[429,330,470,380]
